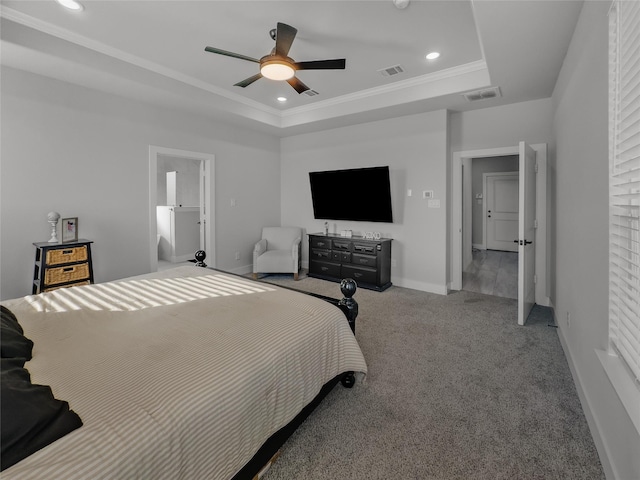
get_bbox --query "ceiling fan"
[204,22,346,94]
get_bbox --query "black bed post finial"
[194,250,207,267]
[339,278,358,389]
[338,278,358,333]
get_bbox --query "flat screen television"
[309,166,393,223]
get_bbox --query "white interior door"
[517,142,537,325]
[199,161,206,251]
[485,172,519,252]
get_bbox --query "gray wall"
[0,66,280,300]
[281,110,449,294]
[551,1,639,478]
[450,98,554,152]
[157,155,201,207]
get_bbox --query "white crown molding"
[281,60,488,119]
[1,5,488,130]
[0,5,279,116]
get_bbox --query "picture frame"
[61,217,78,242]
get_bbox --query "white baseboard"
[225,265,252,276]
[171,253,196,263]
[391,277,448,295]
[553,308,615,480]
[472,243,485,250]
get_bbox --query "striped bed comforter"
[2,266,367,479]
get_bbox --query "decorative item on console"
[47,211,61,243]
[61,217,78,243]
[363,232,382,240]
[340,230,353,238]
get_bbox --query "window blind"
[609,0,640,385]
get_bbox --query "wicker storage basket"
[46,246,88,265]
[44,280,91,292]
[45,263,90,286]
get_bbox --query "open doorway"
[451,143,549,324]
[463,156,519,299]
[156,157,202,269]
[148,146,215,272]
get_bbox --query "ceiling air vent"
[462,86,502,102]
[378,65,405,77]
[303,89,320,97]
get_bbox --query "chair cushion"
[256,250,296,273]
[262,227,301,252]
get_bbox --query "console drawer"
[310,249,331,260]
[46,245,88,266]
[332,240,351,251]
[45,263,90,286]
[342,265,377,285]
[310,260,341,278]
[331,251,352,262]
[353,243,377,254]
[310,237,331,249]
[352,253,377,268]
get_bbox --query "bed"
[1,265,367,479]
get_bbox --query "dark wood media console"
[308,233,392,291]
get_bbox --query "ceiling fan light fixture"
[392,0,410,9]
[55,0,84,11]
[261,60,295,81]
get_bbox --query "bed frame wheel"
[340,372,355,388]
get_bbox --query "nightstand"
[33,240,94,294]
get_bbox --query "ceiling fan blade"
[287,76,310,94]
[204,46,260,63]
[294,59,346,70]
[234,73,263,88]
[275,22,297,57]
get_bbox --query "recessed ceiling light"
[55,0,84,11]
[426,52,440,60]
[277,97,287,103]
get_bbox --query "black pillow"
[1,306,33,361]
[1,357,83,471]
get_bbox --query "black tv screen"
[309,166,393,223]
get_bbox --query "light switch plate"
[428,199,441,208]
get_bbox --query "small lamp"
[47,211,61,243]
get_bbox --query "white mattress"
[2,267,367,479]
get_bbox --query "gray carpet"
[252,274,604,480]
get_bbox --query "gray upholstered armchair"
[253,227,302,280]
